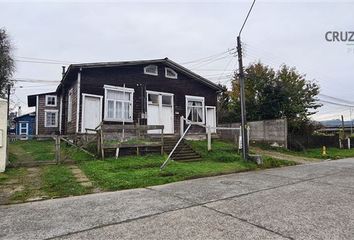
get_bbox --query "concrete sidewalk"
[1,159,354,239]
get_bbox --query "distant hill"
[320,119,353,128]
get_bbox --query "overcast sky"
[1,0,353,121]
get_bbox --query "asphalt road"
[1,159,354,240]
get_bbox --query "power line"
[318,99,354,108]
[181,48,235,65]
[319,94,354,105]
[15,56,76,64]
[15,59,71,65]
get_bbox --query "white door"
[19,122,29,139]
[82,94,102,132]
[147,91,174,134]
[206,106,216,133]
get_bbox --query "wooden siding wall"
[62,63,218,135]
[61,82,78,134]
[37,94,59,134]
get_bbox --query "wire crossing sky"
[1,1,353,121]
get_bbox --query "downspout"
[35,95,39,135]
[59,95,63,134]
[76,68,81,133]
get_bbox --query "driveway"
[1,159,354,239]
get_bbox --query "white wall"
[0,98,8,172]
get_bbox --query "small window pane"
[148,94,159,105]
[107,100,114,118]
[47,96,56,106]
[166,68,177,78]
[144,65,158,75]
[162,95,172,106]
[124,102,130,119]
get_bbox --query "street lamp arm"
[238,0,257,37]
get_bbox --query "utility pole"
[237,36,248,160]
[237,0,256,160]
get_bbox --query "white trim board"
[76,70,81,133]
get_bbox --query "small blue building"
[14,112,36,138]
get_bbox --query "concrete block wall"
[0,99,7,172]
[218,118,287,148]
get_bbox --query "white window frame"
[45,95,57,107]
[165,67,178,79]
[67,89,73,122]
[19,122,29,135]
[104,85,134,122]
[144,65,158,76]
[185,95,205,124]
[44,110,58,128]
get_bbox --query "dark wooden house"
[28,58,222,136]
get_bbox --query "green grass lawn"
[295,148,354,160]
[79,140,296,191]
[41,165,89,197]
[0,165,91,204]
[9,139,56,163]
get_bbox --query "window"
[19,122,28,135]
[165,67,178,79]
[104,85,134,122]
[45,110,58,127]
[186,95,205,123]
[144,65,158,76]
[45,95,57,107]
[148,94,159,105]
[67,89,73,122]
[162,95,172,106]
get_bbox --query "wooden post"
[100,128,104,159]
[115,148,120,159]
[55,135,60,164]
[180,116,184,137]
[207,126,212,151]
[161,127,164,155]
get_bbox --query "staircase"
[163,137,201,161]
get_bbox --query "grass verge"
[42,165,89,197]
[255,143,354,160]
[80,140,296,191]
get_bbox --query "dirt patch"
[0,167,47,204]
[68,165,100,192]
[252,147,320,164]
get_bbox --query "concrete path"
[1,159,354,239]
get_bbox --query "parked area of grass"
[254,143,354,160]
[80,140,296,191]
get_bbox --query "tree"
[0,28,15,98]
[227,62,321,131]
